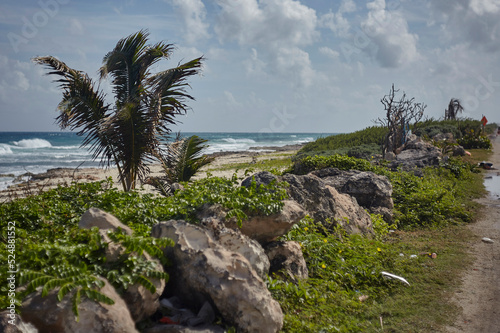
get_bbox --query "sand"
[0,145,301,202]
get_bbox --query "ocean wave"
[221,138,256,144]
[13,138,52,148]
[293,137,314,143]
[0,144,13,155]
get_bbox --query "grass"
[379,227,475,332]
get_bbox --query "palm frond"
[150,135,213,195]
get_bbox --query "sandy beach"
[0,145,302,201]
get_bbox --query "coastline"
[0,144,303,201]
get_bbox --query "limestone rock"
[389,136,442,172]
[451,145,466,156]
[282,173,373,234]
[225,200,306,244]
[151,220,284,333]
[241,171,278,188]
[312,168,394,223]
[21,279,138,333]
[79,209,165,323]
[196,204,270,278]
[79,207,133,235]
[121,256,166,323]
[265,241,308,281]
[214,228,270,279]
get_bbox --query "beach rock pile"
[151,221,284,333]
[387,136,442,174]
[311,168,394,224]
[19,166,384,332]
[241,171,375,233]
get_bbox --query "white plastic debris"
[381,271,410,286]
[482,237,494,244]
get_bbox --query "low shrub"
[457,129,492,149]
[291,154,384,175]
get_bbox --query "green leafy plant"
[2,226,172,319]
[149,134,214,196]
[457,129,492,149]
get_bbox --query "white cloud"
[470,0,500,15]
[168,0,210,44]
[361,0,419,68]
[429,0,500,52]
[319,11,351,38]
[244,48,267,76]
[274,47,316,88]
[340,0,357,14]
[319,0,357,38]
[213,0,319,88]
[214,0,318,47]
[319,46,340,60]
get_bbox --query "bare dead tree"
[374,84,426,157]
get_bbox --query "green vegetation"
[298,126,388,157]
[150,135,214,195]
[0,176,287,318]
[33,30,204,191]
[298,119,497,160]
[0,117,495,331]
[270,217,475,332]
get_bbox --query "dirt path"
[447,134,500,333]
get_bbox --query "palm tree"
[445,98,464,120]
[33,30,204,191]
[148,134,214,196]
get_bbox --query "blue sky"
[1,0,499,133]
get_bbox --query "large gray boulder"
[389,136,442,172]
[265,241,308,281]
[215,228,270,279]
[79,208,165,323]
[196,204,270,278]
[151,220,284,333]
[225,200,306,244]
[79,207,133,235]
[21,279,138,333]
[311,168,394,223]
[241,171,278,188]
[282,173,373,234]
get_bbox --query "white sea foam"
[13,138,52,148]
[0,144,13,155]
[221,138,256,144]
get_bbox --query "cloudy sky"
[1,0,499,133]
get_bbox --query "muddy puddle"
[484,171,500,200]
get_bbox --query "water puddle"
[484,171,500,200]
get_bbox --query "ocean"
[0,131,333,190]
